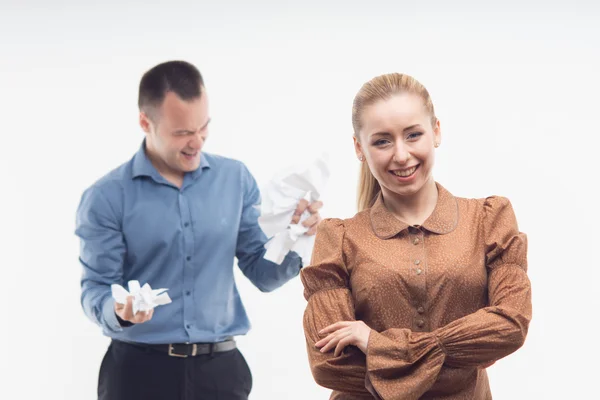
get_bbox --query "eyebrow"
[173,118,211,135]
[402,124,422,132]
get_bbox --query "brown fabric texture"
[301,183,531,400]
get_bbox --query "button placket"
[408,228,428,331]
[179,192,195,340]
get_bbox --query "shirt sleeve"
[301,218,373,397]
[75,186,126,333]
[429,196,532,367]
[235,163,301,292]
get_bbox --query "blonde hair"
[353,73,437,211]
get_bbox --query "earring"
[359,156,364,161]
[434,142,440,148]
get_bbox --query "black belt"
[119,338,237,358]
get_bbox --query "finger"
[301,213,320,228]
[320,321,352,334]
[321,328,352,352]
[135,310,150,324]
[319,335,339,353]
[308,201,323,214]
[122,296,134,321]
[318,329,347,352]
[143,309,154,322]
[291,199,309,224]
[334,335,355,357]
[320,329,351,353]
[135,308,153,323]
[315,336,330,349]
[133,311,147,324]
[305,221,321,236]
[315,330,342,347]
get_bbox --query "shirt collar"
[369,182,459,239]
[132,140,210,181]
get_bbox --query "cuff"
[102,296,124,332]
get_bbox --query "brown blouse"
[301,183,531,400]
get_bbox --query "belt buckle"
[168,343,198,357]
[168,344,190,358]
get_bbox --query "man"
[75,60,322,400]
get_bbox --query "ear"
[139,111,152,134]
[353,136,364,161]
[433,119,441,147]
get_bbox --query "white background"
[2,1,599,399]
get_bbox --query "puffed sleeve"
[301,218,373,398]
[430,196,532,367]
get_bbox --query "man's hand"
[115,296,154,324]
[291,199,323,236]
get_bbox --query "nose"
[393,143,410,165]
[188,131,205,151]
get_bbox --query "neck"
[382,177,438,226]
[144,142,184,188]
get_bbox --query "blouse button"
[414,259,421,265]
[416,268,423,275]
[416,319,425,328]
[417,306,425,314]
[413,237,420,245]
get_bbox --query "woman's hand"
[315,321,371,356]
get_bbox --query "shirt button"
[417,306,425,314]
[416,268,422,275]
[186,256,191,261]
[184,222,190,227]
[414,259,421,265]
[416,319,425,328]
[186,324,191,329]
[413,237,420,245]
[185,291,191,296]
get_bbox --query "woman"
[301,73,531,399]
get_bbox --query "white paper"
[258,154,330,265]
[111,280,172,315]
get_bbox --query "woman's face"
[354,93,441,199]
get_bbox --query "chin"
[177,158,200,172]
[182,164,199,172]
[386,179,424,197]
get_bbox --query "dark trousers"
[98,340,253,400]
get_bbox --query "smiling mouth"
[390,165,419,177]
[182,151,198,158]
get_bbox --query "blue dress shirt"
[75,142,302,344]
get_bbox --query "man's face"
[141,90,210,176]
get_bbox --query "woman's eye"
[373,139,389,146]
[407,132,423,140]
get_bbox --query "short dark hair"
[138,60,204,119]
